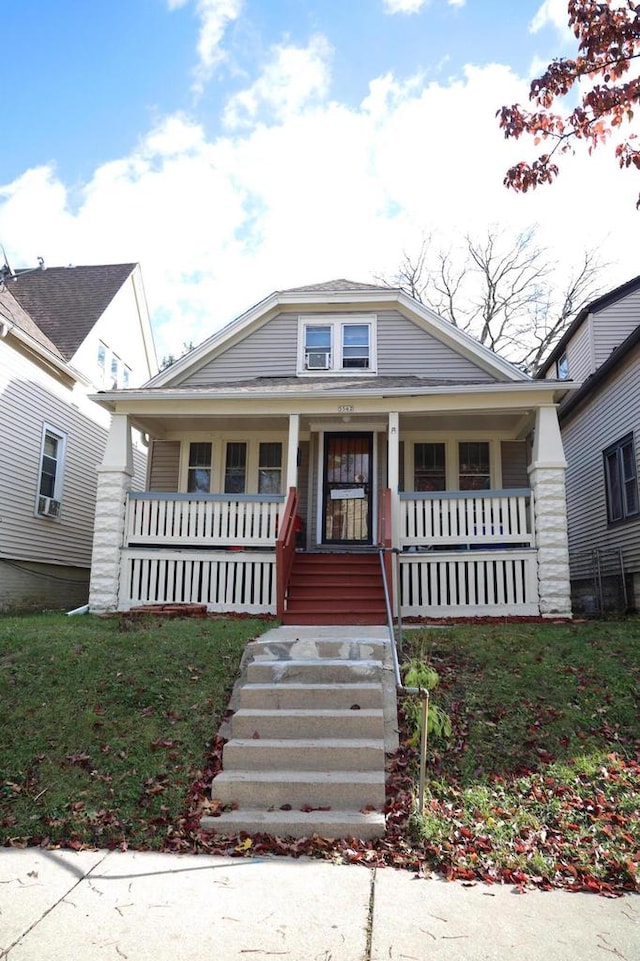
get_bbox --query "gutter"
[90,379,578,409]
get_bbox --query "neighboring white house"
[538,274,640,613]
[0,262,157,611]
[88,279,574,623]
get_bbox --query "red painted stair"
[282,552,387,625]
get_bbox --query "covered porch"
[88,387,571,620]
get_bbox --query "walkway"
[1,848,638,960]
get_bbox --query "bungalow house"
[88,279,574,623]
[0,262,157,611]
[538,274,640,613]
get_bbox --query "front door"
[322,433,373,545]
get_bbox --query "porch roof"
[93,374,576,407]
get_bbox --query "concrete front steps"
[282,552,387,625]
[201,627,397,841]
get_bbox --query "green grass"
[402,620,640,892]
[0,613,269,850]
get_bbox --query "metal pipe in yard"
[418,691,430,813]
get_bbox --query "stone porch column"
[89,414,134,613]
[528,405,572,618]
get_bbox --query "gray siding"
[561,342,640,577]
[376,310,496,380]
[180,309,498,385]
[593,288,640,368]
[149,440,181,491]
[501,441,529,488]
[566,319,593,382]
[0,342,107,570]
[181,314,297,385]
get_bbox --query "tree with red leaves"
[498,1,640,205]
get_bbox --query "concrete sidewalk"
[1,848,638,960]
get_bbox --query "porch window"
[414,443,446,491]
[225,442,247,493]
[459,442,490,490]
[187,442,213,493]
[604,433,639,524]
[258,442,282,494]
[36,425,66,517]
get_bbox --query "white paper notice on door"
[330,487,365,500]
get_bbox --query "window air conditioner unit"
[38,496,61,518]
[306,350,331,370]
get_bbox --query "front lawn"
[400,620,640,893]
[1,614,638,894]
[0,613,268,849]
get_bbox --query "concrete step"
[246,658,383,684]
[248,637,389,662]
[231,707,385,739]
[202,808,386,840]
[222,737,385,771]
[239,682,384,710]
[210,769,386,809]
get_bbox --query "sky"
[1,0,639,362]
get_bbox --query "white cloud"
[529,0,573,40]
[383,1,430,15]
[448,0,466,8]
[2,57,639,362]
[168,0,244,91]
[223,35,333,129]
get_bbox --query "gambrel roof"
[147,278,531,389]
[7,263,137,361]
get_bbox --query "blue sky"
[1,0,638,360]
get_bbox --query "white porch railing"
[124,493,284,548]
[120,549,276,613]
[399,549,539,617]
[400,489,534,548]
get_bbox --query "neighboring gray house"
[0,262,157,611]
[89,279,574,623]
[538,274,640,613]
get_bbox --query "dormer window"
[298,315,376,374]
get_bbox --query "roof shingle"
[7,263,136,360]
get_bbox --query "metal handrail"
[378,545,430,813]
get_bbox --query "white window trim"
[178,435,288,495]
[403,434,502,492]
[297,314,377,375]
[35,424,67,518]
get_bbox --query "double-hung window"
[414,443,446,491]
[458,442,491,491]
[224,442,247,493]
[603,434,639,524]
[187,442,213,493]
[36,425,66,517]
[299,316,376,373]
[258,442,282,494]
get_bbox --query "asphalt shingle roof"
[7,263,136,360]
[279,279,396,294]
